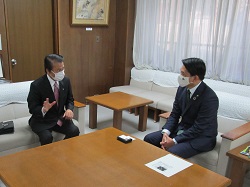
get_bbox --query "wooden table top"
[227,141,250,163]
[0,128,231,187]
[86,92,153,110]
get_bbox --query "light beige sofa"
[110,67,250,184]
[0,81,85,157]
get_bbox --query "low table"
[85,92,153,131]
[0,127,231,187]
[227,141,250,187]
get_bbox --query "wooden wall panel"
[57,0,116,103]
[114,0,135,86]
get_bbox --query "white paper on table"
[145,154,193,177]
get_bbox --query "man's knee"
[144,132,162,148]
[65,125,79,138]
[143,134,151,143]
[39,133,53,145]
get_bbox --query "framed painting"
[70,0,110,26]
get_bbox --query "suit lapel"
[43,75,55,100]
[58,80,65,109]
[182,82,206,116]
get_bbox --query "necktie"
[54,81,59,104]
[186,89,191,105]
[54,82,62,126]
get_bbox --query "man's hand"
[43,98,56,113]
[63,109,74,120]
[160,133,175,150]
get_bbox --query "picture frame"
[70,0,110,26]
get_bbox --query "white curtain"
[133,0,250,85]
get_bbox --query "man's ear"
[194,75,200,82]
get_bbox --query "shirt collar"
[188,81,202,97]
[47,74,58,88]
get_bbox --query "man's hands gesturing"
[42,98,56,113]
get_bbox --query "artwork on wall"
[70,0,110,26]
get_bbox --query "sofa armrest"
[217,122,250,176]
[159,112,171,119]
[158,112,171,130]
[73,101,86,135]
[221,122,250,141]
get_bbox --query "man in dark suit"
[144,58,219,158]
[27,54,80,145]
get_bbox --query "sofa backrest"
[0,81,32,122]
[204,79,250,97]
[151,84,177,96]
[130,79,153,91]
[0,103,30,122]
[0,81,32,108]
[217,115,247,134]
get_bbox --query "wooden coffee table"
[85,92,153,131]
[0,127,231,187]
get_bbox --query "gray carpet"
[83,105,161,140]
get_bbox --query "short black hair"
[182,58,206,80]
[44,54,64,73]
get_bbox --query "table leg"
[138,105,148,131]
[113,110,122,130]
[89,102,97,129]
[228,158,247,187]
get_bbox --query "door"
[4,0,54,82]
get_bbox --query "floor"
[83,105,161,140]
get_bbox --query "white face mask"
[178,75,190,87]
[52,70,65,81]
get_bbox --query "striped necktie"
[54,81,62,126]
[54,81,59,104]
[186,89,191,105]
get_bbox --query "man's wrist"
[42,107,47,115]
[173,138,178,144]
[161,129,170,135]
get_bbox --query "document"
[145,154,193,177]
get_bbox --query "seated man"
[144,58,219,158]
[27,54,79,145]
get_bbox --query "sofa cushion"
[0,117,38,152]
[156,97,175,112]
[187,133,222,172]
[133,91,174,108]
[0,117,80,152]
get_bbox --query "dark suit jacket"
[27,74,74,133]
[163,81,219,152]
